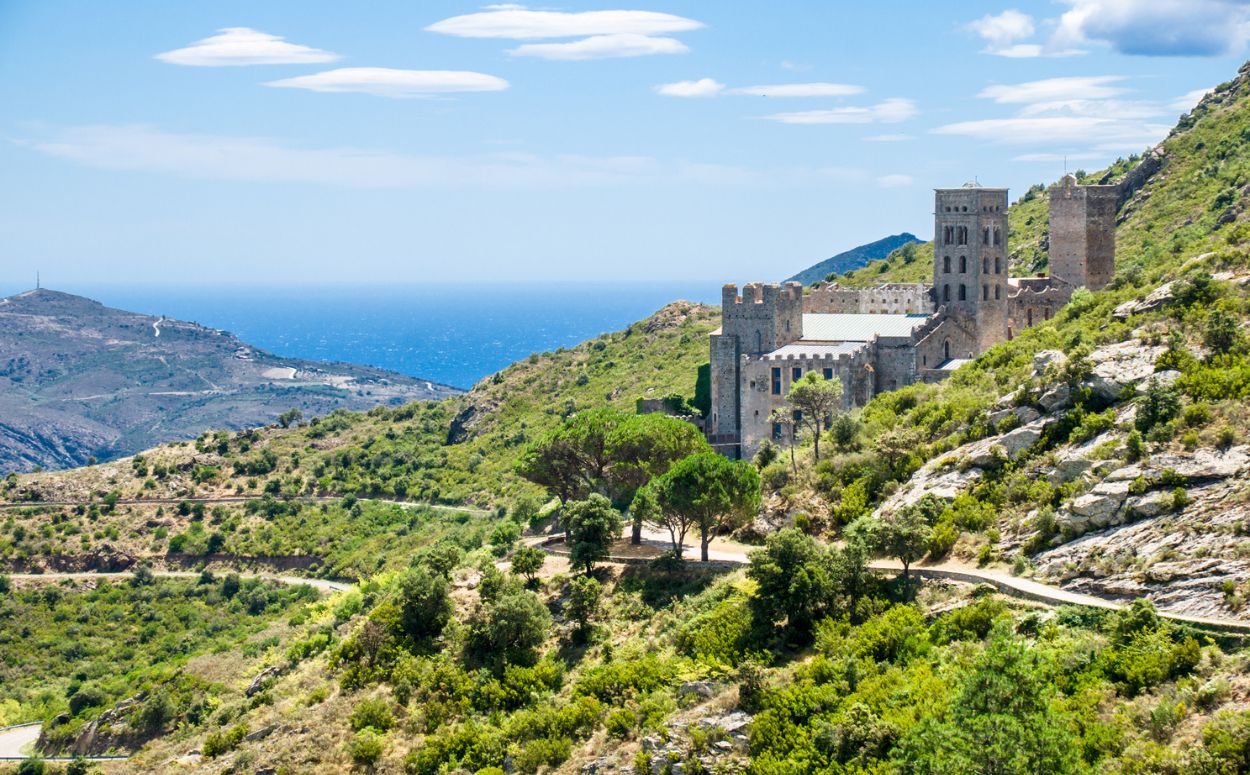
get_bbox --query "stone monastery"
[708,175,1118,458]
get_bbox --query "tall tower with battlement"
[933,184,1010,355]
[707,281,803,457]
[1049,174,1118,293]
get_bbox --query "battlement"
[722,281,803,307]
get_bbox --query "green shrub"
[350,697,395,732]
[203,723,248,758]
[605,707,638,739]
[348,728,385,767]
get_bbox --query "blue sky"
[0,0,1245,287]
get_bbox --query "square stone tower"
[707,282,803,457]
[1048,174,1118,293]
[933,184,1010,354]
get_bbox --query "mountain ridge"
[0,288,460,474]
[786,232,923,286]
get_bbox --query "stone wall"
[737,343,874,459]
[804,282,934,315]
[1008,277,1069,338]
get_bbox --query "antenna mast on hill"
[36,271,40,290]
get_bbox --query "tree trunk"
[700,525,711,562]
[631,512,642,545]
[813,427,820,462]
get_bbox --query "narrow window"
[982,227,990,245]
[982,256,990,273]
[823,368,833,380]
[1027,308,1033,326]
[943,339,951,360]
[995,285,1001,300]
[756,331,762,352]
[994,227,1001,246]
[772,422,782,440]
[982,284,989,301]
[959,284,967,301]
[771,367,781,395]
[959,256,967,273]
[943,284,950,301]
[943,255,951,273]
[792,367,802,382]
[995,257,1001,274]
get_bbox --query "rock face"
[0,288,462,474]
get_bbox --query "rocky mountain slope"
[0,289,460,474]
[785,232,921,286]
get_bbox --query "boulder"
[1038,384,1071,413]
[246,666,283,697]
[1148,447,1250,481]
[1127,490,1174,519]
[1033,350,1067,375]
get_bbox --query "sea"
[43,283,721,391]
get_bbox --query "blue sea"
[40,283,720,390]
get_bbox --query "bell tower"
[933,183,1009,355]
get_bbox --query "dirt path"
[0,496,490,513]
[6,570,352,593]
[615,528,1250,634]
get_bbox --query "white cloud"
[933,116,1169,148]
[155,27,339,67]
[655,78,724,97]
[864,133,914,142]
[265,68,509,98]
[1170,87,1214,112]
[509,33,688,60]
[18,124,782,189]
[426,8,702,39]
[727,83,864,97]
[1012,151,1107,162]
[877,174,913,188]
[978,75,1127,104]
[1053,0,1250,56]
[968,10,1037,56]
[763,98,917,125]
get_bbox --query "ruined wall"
[1007,278,1068,338]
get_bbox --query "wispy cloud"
[428,6,702,61]
[877,174,913,188]
[426,7,702,39]
[978,75,1127,103]
[266,68,509,98]
[727,83,864,97]
[155,27,340,67]
[18,124,850,189]
[938,73,1168,152]
[655,78,724,97]
[864,133,914,142]
[509,33,688,60]
[655,79,864,99]
[762,98,917,125]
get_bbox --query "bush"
[349,697,395,732]
[605,707,638,739]
[1137,378,1181,434]
[566,575,602,635]
[203,723,248,758]
[467,589,552,668]
[348,728,385,767]
[395,567,452,642]
[68,684,106,716]
[746,528,832,635]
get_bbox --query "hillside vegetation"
[9,59,1250,775]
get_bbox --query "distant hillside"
[0,289,461,473]
[786,232,922,285]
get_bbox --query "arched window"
[943,255,951,273]
[958,284,967,301]
[982,257,990,273]
[982,227,990,245]
[993,227,1001,246]
[994,257,1001,274]
[1027,309,1033,326]
[959,255,967,273]
[755,330,762,352]
[982,284,989,301]
[942,284,950,302]
[943,339,951,360]
[994,285,1001,300]
[958,226,968,245]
